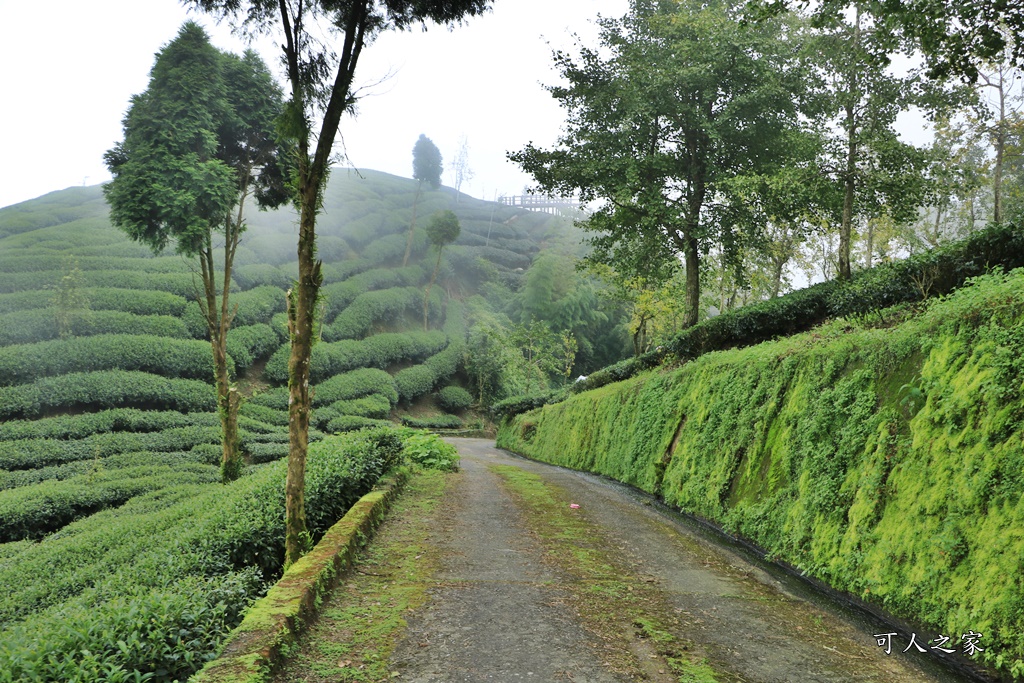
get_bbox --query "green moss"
[498,269,1024,679]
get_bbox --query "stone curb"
[189,468,410,683]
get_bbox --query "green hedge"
[182,285,286,338]
[314,368,399,407]
[504,221,1024,418]
[0,450,216,491]
[0,428,404,683]
[0,335,226,386]
[319,265,424,321]
[0,426,225,471]
[328,394,392,419]
[401,414,463,429]
[240,401,288,426]
[0,463,221,542]
[225,324,280,373]
[233,263,291,290]
[0,371,217,419]
[263,330,446,384]
[436,385,473,412]
[0,309,190,346]
[0,270,237,298]
[325,415,393,432]
[0,287,187,317]
[0,408,274,442]
[496,268,1024,679]
[323,286,442,341]
[0,254,193,275]
[394,300,466,403]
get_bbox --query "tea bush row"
[311,394,393,431]
[233,263,291,290]
[0,425,224,471]
[436,385,473,412]
[0,462,221,542]
[0,254,193,275]
[0,450,218,490]
[0,308,189,346]
[324,415,393,432]
[394,300,466,402]
[0,428,404,682]
[0,270,237,298]
[225,324,280,373]
[0,370,216,419]
[0,334,226,386]
[0,287,187,317]
[401,415,463,429]
[319,265,425,321]
[262,329,446,384]
[322,286,442,341]
[0,408,276,442]
[182,285,286,337]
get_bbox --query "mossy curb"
[188,467,410,683]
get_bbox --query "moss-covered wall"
[497,270,1024,679]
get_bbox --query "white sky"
[0,0,629,210]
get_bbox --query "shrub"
[0,426,225,471]
[0,463,221,542]
[0,309,190,346]
[263,330,447,384]
[0,429,403,682]
[400,429,460,471]
[436,385,473,412]
[314,368,398,407]
[226,324,281,372]
[0,371,217,419]
[0,288,188,317]
[0,334,225,386]
[323,286,441,341]
[401,414,463,430]
[395,365,437,403]
[328,394,392,419]
[233,263,291,290]
[0,408,230,442]
[326,415,393,432]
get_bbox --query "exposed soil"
[272,438,990,683]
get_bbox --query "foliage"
[510,0,812,326]
[0,428,400,682]
[264,329,445,384]
[436,385,473,412]
[325,415,393,433]
[413,134,443,189]
[0,308,189,346]
[498,267,1024,679]
[0,334,226,386]
[400,429,460,471]
[0,370,216,419]
[323,286,442,341]
[225,323,280,372]
[401,414,463,430]
[312,368,399,407]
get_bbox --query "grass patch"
[270,468,450,683]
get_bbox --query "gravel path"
[273,438,992,682]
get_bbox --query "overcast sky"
[0,1,636,210]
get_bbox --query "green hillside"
[0,169,619,681]
[498,267,1024,679]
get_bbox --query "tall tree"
[510,0,812,328]
[403,134,443,266]
[423,209,460,329]
[748,0,1024,82]
[806,4,949,279]
[104,22,286,482]
[187,0,491,567]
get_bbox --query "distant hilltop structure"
[498,193,584,216]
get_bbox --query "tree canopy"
[413,134,443,189]
[510,0,813,327]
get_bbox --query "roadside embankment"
[498,269,1024,680]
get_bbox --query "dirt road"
[273,439,990,682]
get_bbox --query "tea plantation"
[0,170,572,681]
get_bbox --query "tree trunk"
[424,248,442,330]
[683,232,700,328]
[402,181,422,267]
